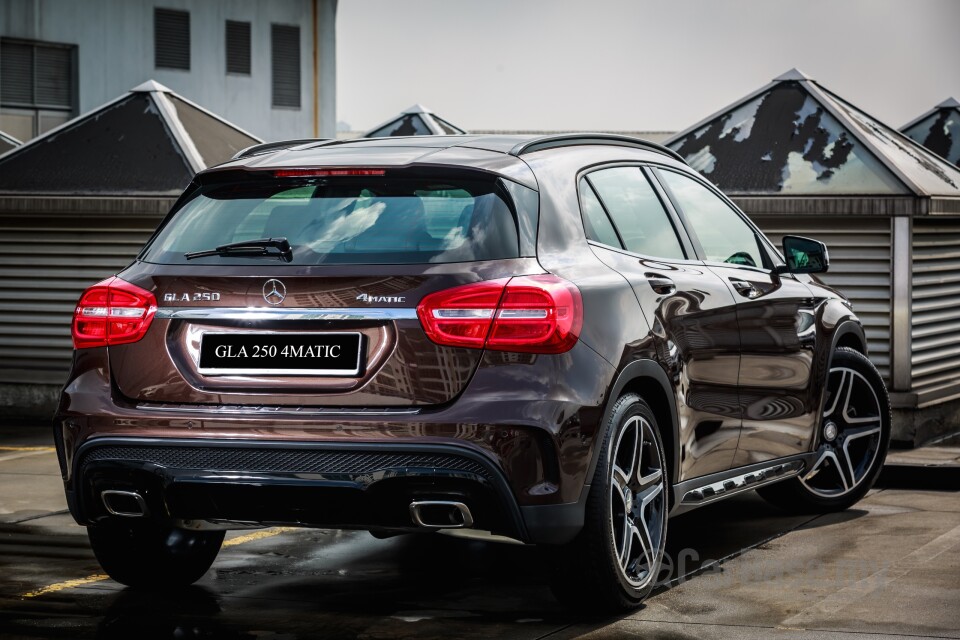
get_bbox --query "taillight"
[417,275,583,354]
[72,277,157,349]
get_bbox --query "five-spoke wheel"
[550,394,668,612]
[759,347,890,513]
[610,415,666,589]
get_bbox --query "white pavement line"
[783,523,960,626]
[0,449,54,463]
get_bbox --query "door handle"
[730,278,761,299]
[645,274,676,295]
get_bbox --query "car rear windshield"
[140,173,523,265]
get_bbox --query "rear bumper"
[55,341,616,544]
[63,436,585,544]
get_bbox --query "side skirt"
[670,453,817,516]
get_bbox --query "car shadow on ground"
[43,493,867,640]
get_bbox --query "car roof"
[203,134,686,192]
[231,133,685,163]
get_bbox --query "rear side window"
[586,167,686,260]
[579,179,621,247]
[141,173,526,265]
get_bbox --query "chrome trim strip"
[155,307,419,321]
[135,403,421,416]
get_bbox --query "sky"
[335,0,960,134]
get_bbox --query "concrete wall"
[1,0,337,140]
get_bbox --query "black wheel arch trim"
[829,320,868,363]
[584,359,681,491]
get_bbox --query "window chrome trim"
[155,307,419,321]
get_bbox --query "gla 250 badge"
[163,292,221,303]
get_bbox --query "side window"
[578,179,622,248]
[658,170,766,269]
[586,167,686,260]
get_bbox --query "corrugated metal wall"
[751,215,893,382]
[0,211,162,384]
[910,217,960,403]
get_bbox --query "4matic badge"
[356,293,406,304]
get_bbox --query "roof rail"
[508,134,685,163]
[233,139,331,160]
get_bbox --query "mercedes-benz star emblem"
[262,279,286,305]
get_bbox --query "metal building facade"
[1,0,337,142]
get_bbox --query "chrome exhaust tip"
[101,490,149,517]
[409,500,474,529]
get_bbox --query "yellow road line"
[19,526,294,599]
[0,446,55,452]
[21,574,109,599]
[222,526,295,547]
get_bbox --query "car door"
[578,165,742,480]
[653,168,821,467]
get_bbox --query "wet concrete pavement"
[0,425,958,639]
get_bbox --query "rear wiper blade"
[185,237,293,262]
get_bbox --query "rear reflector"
[417,275,582,354]
[72,277,157,349]
[272,168,386,178]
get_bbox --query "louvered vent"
[751,215,892,381]
[0,213,164,382]
[271,24,300,108]
[0,42,34,104]
[225,20,251,75]
[910,218,960,401]
[155,8,190,70]
[35,46,72,106]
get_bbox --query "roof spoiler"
[232,139,333,160]
[507,134,685,163]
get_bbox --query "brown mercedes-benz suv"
[55,134,890,610]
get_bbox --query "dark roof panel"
[902,99,960,167]
[0,80,262,196]
[667,72,960,197]
[0,93,193,196]
[0,131,20,155]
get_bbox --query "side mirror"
[780,235,829,274]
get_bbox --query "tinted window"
[579,179,621,247]
[142,174,523,265]
[658,170,765,268]
[586,167,685,260]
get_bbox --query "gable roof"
[665,69,960,197]
[0,80,261,196]
[901,97,960,167]
[362,104,467,138]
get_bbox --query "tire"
[88,521,225,588]
[550,394,669,612]
[759,347,891,513]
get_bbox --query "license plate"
[198,332,363,376]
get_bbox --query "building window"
[225,20,251,75]
[155,8,190,70]
[271,24,300,108]
[0,39,76,141]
